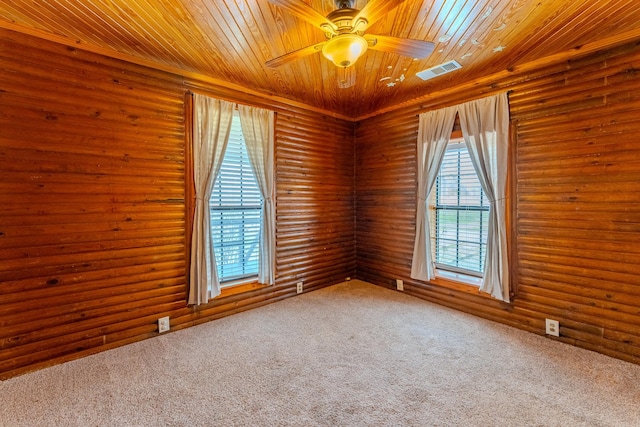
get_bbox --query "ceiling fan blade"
[265,41,326,68]
[337,67,355,89]
[267,0,337,34]
[365,34,435,59]
[353,0,407,31]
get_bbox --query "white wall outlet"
[296,282,303,294]
[396,279,404,291]
[158,316,170,333]
[346,277,351,281]
[545,318,559,337]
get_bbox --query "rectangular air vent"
[416,60,462,81]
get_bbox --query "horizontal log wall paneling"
[0,28,355,378]
[274,109,355,290]
[356,40,640,364]
[0,28,188,379]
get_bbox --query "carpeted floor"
[2,280,639,426]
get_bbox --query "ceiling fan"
[265,0,435,87]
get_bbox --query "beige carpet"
[1,280,639,426]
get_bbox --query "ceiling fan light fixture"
[321,33,368,68]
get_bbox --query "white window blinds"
[434,141,490,276]
[209,113,262,282]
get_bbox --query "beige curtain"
[458,92,510,302]
[410,105,458,281]
[188,94,234,305]
[238,105,276,285]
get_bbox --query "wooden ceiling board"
[521,1,632,64]
[2,0,640,118]
[495,1,588,68]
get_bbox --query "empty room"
[1,0,639,425]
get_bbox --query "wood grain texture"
[0,28,355,378]
[356,40,640,365]
[2,21,640,378]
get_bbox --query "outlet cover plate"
[396,279,404,291]
[297,282,303,294]
[545,318,559,337]
[158,316,170,333]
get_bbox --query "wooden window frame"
[428,123,516,301]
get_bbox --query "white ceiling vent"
[416,60,462,81]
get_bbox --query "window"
[432,139,489,278]
[209,112,262,283]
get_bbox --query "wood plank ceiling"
[2,0,640,119]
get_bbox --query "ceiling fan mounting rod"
[335,0,355,9]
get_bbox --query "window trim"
[185,94,268,302]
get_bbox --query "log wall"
[0,28,355,378]
[356,41,640,364]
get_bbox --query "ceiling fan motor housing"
[324,7,368,35]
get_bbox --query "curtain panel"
[238,105,276,285]
[410,106,458,281]
[458,92,510,302]
[188,94,234,305]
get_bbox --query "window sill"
[436,269,482,286]
[430,269,492,299]
[216,278,268,299]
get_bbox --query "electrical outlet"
[297,282,303,294]
[158,316,170,333]
[396,279,404,291]
[346,277,351,281]
[545,318,559,337]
